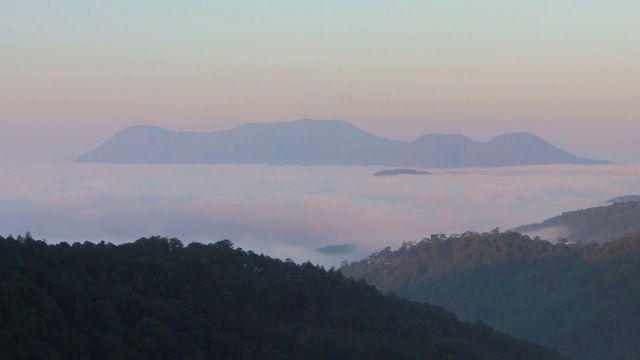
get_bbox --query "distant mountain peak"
[487,131,547,143]
[77,119,610,167]
[412,133,477,143]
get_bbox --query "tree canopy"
[0,234,567,360]
[340,230,640,360]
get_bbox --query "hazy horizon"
[1,2,639,266]
[2,2,639,163]
[2,118,638,164]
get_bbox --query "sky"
[1,1,639,162]
[3,162,640,267]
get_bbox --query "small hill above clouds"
[607,195,640,203]
[513,200,640,243]
[77,119,611,167]
[373,169,432,176]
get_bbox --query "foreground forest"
[0,234,568,360]
[340,230,640,360]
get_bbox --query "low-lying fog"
[2,162,638,267]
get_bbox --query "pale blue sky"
[1,1,639,161]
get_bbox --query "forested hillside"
[0,234,567,360]
[340,230,640,360]
[607,195,640,203]
[513,200,640,243]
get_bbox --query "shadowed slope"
[0,234,569,359]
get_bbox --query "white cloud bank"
[1,161,639,267]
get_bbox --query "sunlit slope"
[341,230,640,360]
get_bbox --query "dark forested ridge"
[513,200,640,243]
[0,234,567,360]
[340,230,640,360]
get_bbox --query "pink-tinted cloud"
[1,161,639,266]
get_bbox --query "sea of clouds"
[1,161,639,267]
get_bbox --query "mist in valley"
[3,161,638,267]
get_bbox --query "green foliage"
[0,234,567,359]
[340,231,640,360]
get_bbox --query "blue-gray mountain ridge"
[77,119,610,167]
